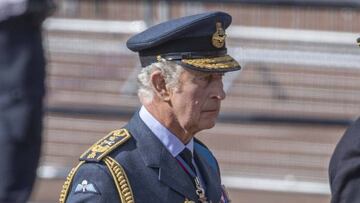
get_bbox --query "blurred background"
[29,0,360,202]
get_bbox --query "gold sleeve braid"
[59,161,85,203]
[58,157,135,203]
[58,129,134,203]
[103,156,135,203]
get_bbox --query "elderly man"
[60,11,240,203]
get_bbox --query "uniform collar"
[139,106,194,157]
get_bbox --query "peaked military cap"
[126,11,241,72]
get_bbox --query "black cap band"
[139,49,227,67]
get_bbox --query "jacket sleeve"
[329,118,360,203]
[66,163,121,203]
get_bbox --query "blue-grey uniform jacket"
[63,112,223,202]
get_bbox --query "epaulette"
[80,129,131,162]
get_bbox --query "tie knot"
[180,148,195,171]
[181,148,192,158]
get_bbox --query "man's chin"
[199,120,217,130]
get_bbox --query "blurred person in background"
[329,39,360,203]
[329,118,360,203]
[0,0,54,202]
[60,11,238,203]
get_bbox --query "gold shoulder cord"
[59,161,85,203]
[59,129,134,203]
[103,156,135,203]
[58,158,135,203]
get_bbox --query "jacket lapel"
[194,150,222,202]
[126,112,198,201]
[158,147,198,201]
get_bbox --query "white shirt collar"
[139,106,193,157]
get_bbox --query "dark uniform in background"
[329,118,360,203]
[60,11,238,203]
[0,0,54,202]
[329,37,360,203]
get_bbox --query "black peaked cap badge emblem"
[212,22,226,48]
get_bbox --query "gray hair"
[137,61,184,103]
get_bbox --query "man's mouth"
[202,109,219,113]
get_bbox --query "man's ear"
[150,70,171,101]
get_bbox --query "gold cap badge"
[212,22,226,48]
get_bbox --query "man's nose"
[211,82,226,100]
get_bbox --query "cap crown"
[126,11,231,52]
[126,11,240,73]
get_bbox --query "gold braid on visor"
[181,55,239,70]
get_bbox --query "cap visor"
[181,55,241,72]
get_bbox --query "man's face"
[169,68,226,135]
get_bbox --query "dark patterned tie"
[180,148,208,202]
[180,148,196,174]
